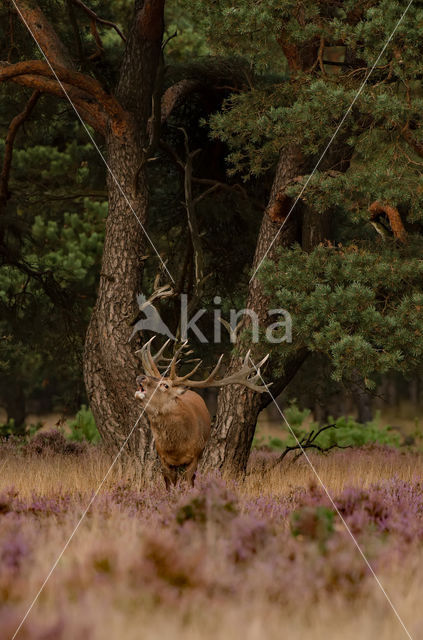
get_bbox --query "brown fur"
[135,376,211,488]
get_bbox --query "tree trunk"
[351,372,373,424]
[83,0,165,476]
[201,146,308,474]
[83,128,157,469]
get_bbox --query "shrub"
[67,405,100,443]
[0,419,17,438]
[26,429,86,456]
[290,506,335,549]
[256,404,401,451]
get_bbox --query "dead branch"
[88,18,104,60]
[179,128,204,289]
[66,0,84,63]
[27,190,108,203]
[162,30,178,51]
[261,424,350,474]
[71,0,126,43]
[160,140,264,209]
[144,55,165,160]
[0,90,41,213]
[318,36,326,75]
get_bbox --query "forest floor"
[0,439,422,640]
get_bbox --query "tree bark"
[83,0,165,475]
[83,127,158,467]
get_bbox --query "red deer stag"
[135,339,269,487]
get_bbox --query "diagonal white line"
[10,0,175,284]
[250,0,414,283]
[249,357,414,640]
[10,365,171,640]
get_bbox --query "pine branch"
[70,0,126,43]
[6,1,128,136]
[0,90,41,215]
[12,0,76,70]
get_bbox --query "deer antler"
[135,337,172,377]
[137,340,270,393]
[171,349,270,393]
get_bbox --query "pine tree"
[193,0,423,473]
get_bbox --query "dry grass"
[0,447,114,497]
[245,447,421,496]
[0,443,422,640]
[1,442,419,498]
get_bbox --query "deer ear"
[175,386,188,396]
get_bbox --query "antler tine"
[169,341,189,379]
[200,353,224,384]
[135,337,159,377]
[145,336,161,378]
[152,338,171,364]
[135,335,154,356]
[136,337,174,378]
[176,351,270,393]
[176,358,204,382]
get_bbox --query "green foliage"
[196,0,423,223]
[0,95,106,424]
[260,242,423,387]
[0,419,17,439]
[2,0,423,435]
[165,3,211,62]
[312,415,401,448]
[291,506,335,549]
[256,403,401,451]
[67,406,100,443]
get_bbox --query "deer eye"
[163,383,169,389]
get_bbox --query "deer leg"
[184,457,199,487]
[163,472,171,491]
[161,460,177,490]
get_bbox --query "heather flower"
[228,514,268,563]
[0,488,18,515]
[1,533,29,571]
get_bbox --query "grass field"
[0,436,422,640]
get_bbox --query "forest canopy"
[1,1,423,465]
